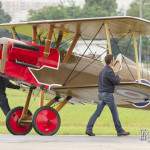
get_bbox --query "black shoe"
[86,131,95,136]
[117,131,130,136]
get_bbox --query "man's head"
[105,54,114,66]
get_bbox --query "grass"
[0,89,150,135]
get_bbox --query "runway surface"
[0,135,150,150]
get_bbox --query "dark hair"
[105,54,113,65]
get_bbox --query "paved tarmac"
[0,135,150,150]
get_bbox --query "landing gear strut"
[6,86,34,135]
[6,85,72,136]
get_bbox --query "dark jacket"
[98,65,120,93]
[0,76,20,96]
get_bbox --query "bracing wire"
[62,23,104,86]
[66,50,107,83]
[67,32,133,83]
[109,31,136,80]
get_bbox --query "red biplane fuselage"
[0,38,60,88]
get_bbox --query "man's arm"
[107,69,120,85]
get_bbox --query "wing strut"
[133,33,141,80]
[63,24,80,63]
[0,44,8,73]
[104,22,112,54]
[32,25,37,43]
[44,25,54,57]
[11,27,21,40]
[56,26,64,49]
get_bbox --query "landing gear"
[6,86,34,135]
[6,85,72,136]
[6,107,32,135]
[32,106,61,135]
[32,96,72,135]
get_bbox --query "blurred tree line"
[28,0,117,20]
[127,0,150,20]
[0,2,11,23]
[0,2,11,38]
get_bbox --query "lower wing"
[53,82,150,110]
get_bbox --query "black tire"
[6,106,32,135]
[32,106,61,136]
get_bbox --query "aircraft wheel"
[6,107,32,135]
[32,106,61,136]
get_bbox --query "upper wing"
[0,16,150,39]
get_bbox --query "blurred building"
[1,0,85,22]
[1,0,60,22]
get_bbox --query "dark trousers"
[86,92,124,133]
[0,94,10,116]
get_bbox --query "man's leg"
[0,95,10,116]
[105,94,124,133]
[86,100,106,133]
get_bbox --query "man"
[86,54,130,136]
[0,76,20,115]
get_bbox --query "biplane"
[0,16,149,135]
